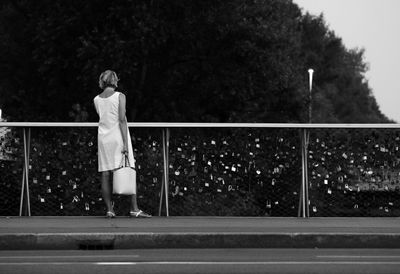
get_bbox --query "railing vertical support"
[166,128,170,216]
[19,127,31,216]
[300,129,306,218]
[159,129,164,216]
[304,128,310,217]
[160,128,170,217]
[298,129,303,217]
[158,173,164,217]
[299,128,310,218]
[19,163,25,216]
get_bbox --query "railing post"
[165,128,170,216]
[298,129,303,217]
[160,128,170,217]
[19,161,25,216]
[158,172,165,217]
[304,128,310,218]
[298,128,310,218]
[300,129,306,218]
[19,127,31,216]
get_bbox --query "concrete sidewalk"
[0,217,399,250]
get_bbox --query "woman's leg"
[100,171,113,212]
[130,194,139,212]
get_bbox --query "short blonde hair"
[99,70,119,89]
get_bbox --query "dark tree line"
[0,0,390,123]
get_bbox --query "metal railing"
[1,122,400,217]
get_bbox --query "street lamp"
[308,69,314,123]
[301,68,314,218]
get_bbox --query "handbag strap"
[119,153,130,167]
[124,154,131,167]
[119,153,136,170]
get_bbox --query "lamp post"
[305,68,314,217]
[300,69,314,218]
[308,69,314,123]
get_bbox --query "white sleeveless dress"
[93,92,135,172]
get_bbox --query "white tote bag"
[113,154,136,195]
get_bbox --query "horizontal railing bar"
[0,122,97,127]
[0,122,400,129]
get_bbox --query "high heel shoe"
[106,211,116,218]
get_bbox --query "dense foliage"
[0,0,389,123]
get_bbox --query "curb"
[1,233,400,250]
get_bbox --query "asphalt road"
[1,249,400,274]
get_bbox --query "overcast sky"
[294,0,400,122]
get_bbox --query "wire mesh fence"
[308,128,400,216]
[167,128,301,216]
[1,127,164,216]
[0,125,302,217]
[1,124,400,217]
[0,126,23,216]
[28,127,99,216]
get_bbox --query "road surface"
[1,248,400,274]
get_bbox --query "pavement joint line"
[1,261,400,266]
[317,255,400,258]
[0,255,140,259]
[96,261,400,265]
[2,232,400,235]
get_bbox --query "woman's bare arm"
[118,93,128,153]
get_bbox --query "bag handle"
[119,153,136,170]
[118,153,129,167]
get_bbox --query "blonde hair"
[99,70,119,89]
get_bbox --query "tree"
[0,0,390,123]
[300,13,389,123]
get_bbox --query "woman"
[93,70,151,218]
